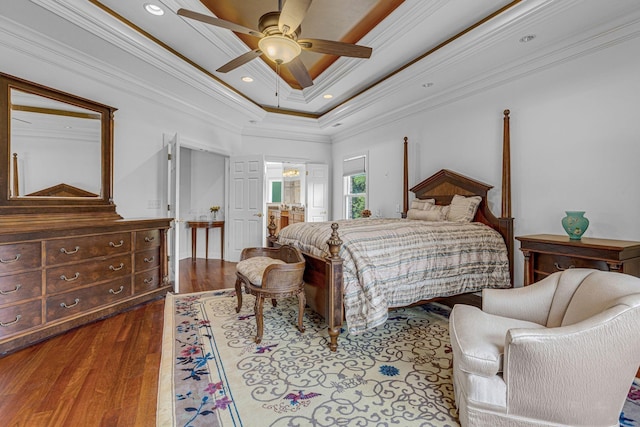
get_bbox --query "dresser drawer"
[45,232,131,265]
[0,242,41,274]
[0,300,42,338]
[136,230,161,251]
[134,268,161,293]
[0,271,42,306]
[135,248,160,271]
[46,255,132,294]
[46,279,132,322]
[535,253,609,274]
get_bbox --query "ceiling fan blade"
[285,56,313,88]
[278,0,312,35]
[216,49,263,73]
[177,8,264,39]
[299,38,372,58]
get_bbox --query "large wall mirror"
[0,72,118,220]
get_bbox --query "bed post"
[266,215,278,247]
[326,223,343,352]
[500,109,514,284]
[12,153,18,197]
[502,110,511,218]
[402,136,408,218]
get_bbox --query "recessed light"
[323,94,333,99]
[241,76,254,83]
[144,3,164,16]
[519,34,536,43]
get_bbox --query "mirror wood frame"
[0,72,120,224]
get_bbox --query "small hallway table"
[186,220,224,261]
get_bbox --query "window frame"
[342,153,368,219]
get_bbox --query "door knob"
[254,212,264,217]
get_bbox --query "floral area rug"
[622,380,640,426]
[156,289,639,427]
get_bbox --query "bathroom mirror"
[283,164,304,205]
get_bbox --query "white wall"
[3,2,638,287]
[332,35,640,287]
[0,9,332,225]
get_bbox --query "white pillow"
[407,209,446,221]
[410,198,435,210]
[425,203,450,217]
[447,194,482,222]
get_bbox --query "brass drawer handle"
[554,262,575,271]
[144,256,155,263]
[109,240,124,248]
[60,246,80,255]
[143,277,154,284]
[0,254,21,263]
[109,263,125,271]
[0,315,21,327]
[144,236,155,242]
[60,298,80,309]
[109,286,125,295]
[0,284,22,295]
[60,272,80,282]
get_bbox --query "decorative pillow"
[407,209,446,221]
[410,198,435,210]
[425,203,450,217]
[236,256,285,286]
[447,194,482,222]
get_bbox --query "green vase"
[561,211,589,240]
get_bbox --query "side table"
[516,234,640,286]
[186,221,225,261]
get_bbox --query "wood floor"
[0,258,477,426]
[0,258,236,427]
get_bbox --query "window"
[343,154,367,219]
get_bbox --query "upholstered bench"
[235,245,306,343]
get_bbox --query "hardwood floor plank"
[0,258,233,426]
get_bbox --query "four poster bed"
[267,110,514,351]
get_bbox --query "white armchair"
[449,269,640,427]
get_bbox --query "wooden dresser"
[516,234,640,286]
[0,219,172,355]
[0,73,174,356]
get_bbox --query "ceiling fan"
[177,0,373,89]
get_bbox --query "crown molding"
[29,0,266,125]
[332,8,640,142]
[328,0,640,141]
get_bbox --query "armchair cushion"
[236,257,285,286]
[450,304,544,377]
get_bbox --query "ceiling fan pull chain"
[276,62,280,108]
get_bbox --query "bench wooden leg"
[297,290,306,333]
[254,294,264,344]
[235,278,243,313]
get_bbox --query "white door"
[306,163,329,222]
[228,155,264,261]
[164,133,180,293]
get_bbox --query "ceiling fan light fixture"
[258,35,301,64]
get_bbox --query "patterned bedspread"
[277,218,511,334]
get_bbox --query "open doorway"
[265,162,306,234]
[178,147,227,262]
